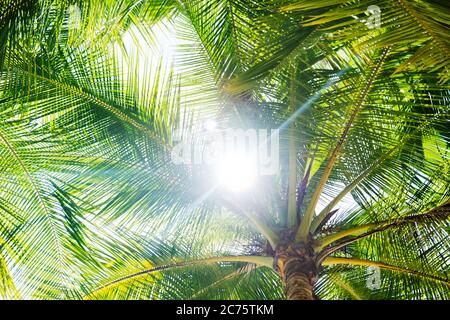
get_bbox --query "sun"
[215,153,257,192]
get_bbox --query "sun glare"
[215,153,257,192]
[204,119,217,131]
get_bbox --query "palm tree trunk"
[283,258,317,300]
[274,231,318,300]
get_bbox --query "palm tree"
[0,0,448,300]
